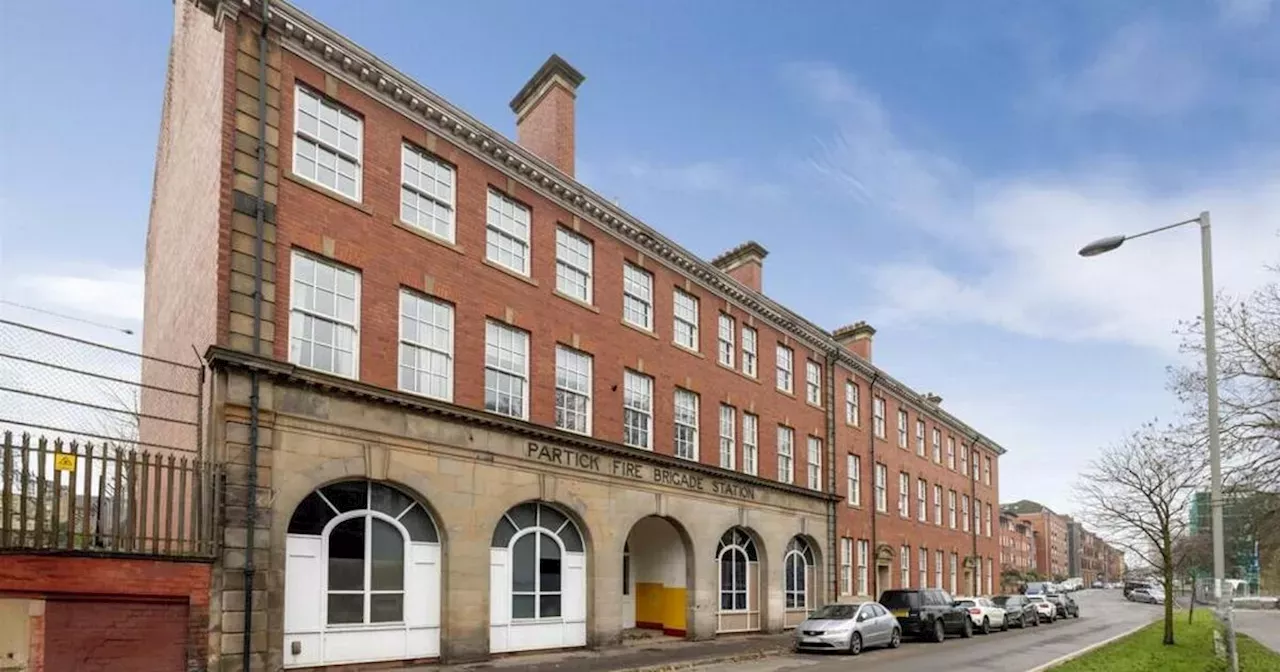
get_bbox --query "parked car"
[1024,581,1053,595]
[954,596,1007,634]
[793,602,902,655]
[992,594,1040,628]
[1045,593,1079,619]
[880,588,974,642]
[1091,581,1104,589]
[1129,587,1165,605]
[1027,594,1058,622]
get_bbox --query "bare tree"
[1171,269,1280,493]
[1075,423,1207,645]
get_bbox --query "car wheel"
[889,628,902,649]
[980,617,990,635]
[1000,617,1008,632]
[961,618,973,639]
[933,619,947,643]
[848,632,863,656]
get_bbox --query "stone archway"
[282,479,442,668]
[875,543,895,596]
[622,516,693,638]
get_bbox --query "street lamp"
[1077,211,1225,601]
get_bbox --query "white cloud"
[1217,0,1274,27]
[1039,20,1208,117]
[4,266,144,324]
[788,62,1279,355]
[783,63,969,240]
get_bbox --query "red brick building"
[999,510,1037,582]
[1003,501,1069,580]
[145,1,1007,668]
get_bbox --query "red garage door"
[44,599,188,672]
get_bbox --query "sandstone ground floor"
[208,361,835,671]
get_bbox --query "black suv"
[879,588,973,642]
[1046,593,1079,619]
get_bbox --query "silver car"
[793,601,902,655]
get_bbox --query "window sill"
[482,258,539,287]
[672,342,705,359]
[393,220,465,255]
[553,290,599,313]
[284,171,373,216]
[620,319,659,340]
[845,420,861,429]
[715,361,761,384]
[806,400,824,411]
[776,387,797,399]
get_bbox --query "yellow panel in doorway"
[662,586,687,636]
[635,582,664,629]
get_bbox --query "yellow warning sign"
[53,453,77,471]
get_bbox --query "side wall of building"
[142,1,227,373]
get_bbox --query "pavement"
[691,589,1160,672]
[1233,608,1280,654]
[404,632,791,672]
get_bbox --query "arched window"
[716,527,761,633]
[716,528,756,611]
[784,537,815,610]
[288,481,438,624]
[284,480,441,667]
[489,501,587,653]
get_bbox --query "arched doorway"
[783,537,817,628]
[875,543,895,596]
[489,501,587,653]
[716,527,761,633]
[282,480,441,668]
[622,516,691,638]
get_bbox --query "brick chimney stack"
[711,241,769,293]
[510,54,585,177]
[833,321,876,361]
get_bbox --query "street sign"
[53,453,77,471]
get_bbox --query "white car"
[954,597,1006,634]
[1129,588,1166,605]
[1026,594,1057,622]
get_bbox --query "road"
[697,590,1159,672]
[1233,609,1280,654]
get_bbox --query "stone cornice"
[206,346,841,503]
[203,0,1007,458]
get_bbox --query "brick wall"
[0,555,211,672]
[262,51,827,484]
[44,600,188,672]
[834,387,1002,596]
[141,0,229,456]
[143,1,226,370]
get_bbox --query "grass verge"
[1050,608,1280,671]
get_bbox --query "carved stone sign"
[525,441,757,501]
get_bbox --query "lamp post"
[1078,211,1225,601]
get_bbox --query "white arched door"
[489,501,587,653]
[783,537,816,628]
[716,527,760,633]
[283,480,441,668]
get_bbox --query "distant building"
[1002,500,1069,579]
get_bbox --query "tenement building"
[1003,501,1069,580]
[146,1,1007,669]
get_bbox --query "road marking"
[1022,620,1154,672]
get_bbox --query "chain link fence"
[0,319,202,453]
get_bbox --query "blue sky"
[2,0,1277,516]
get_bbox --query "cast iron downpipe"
[867,372,881,598]
[243,1,270,670]
[824,354,837,603]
